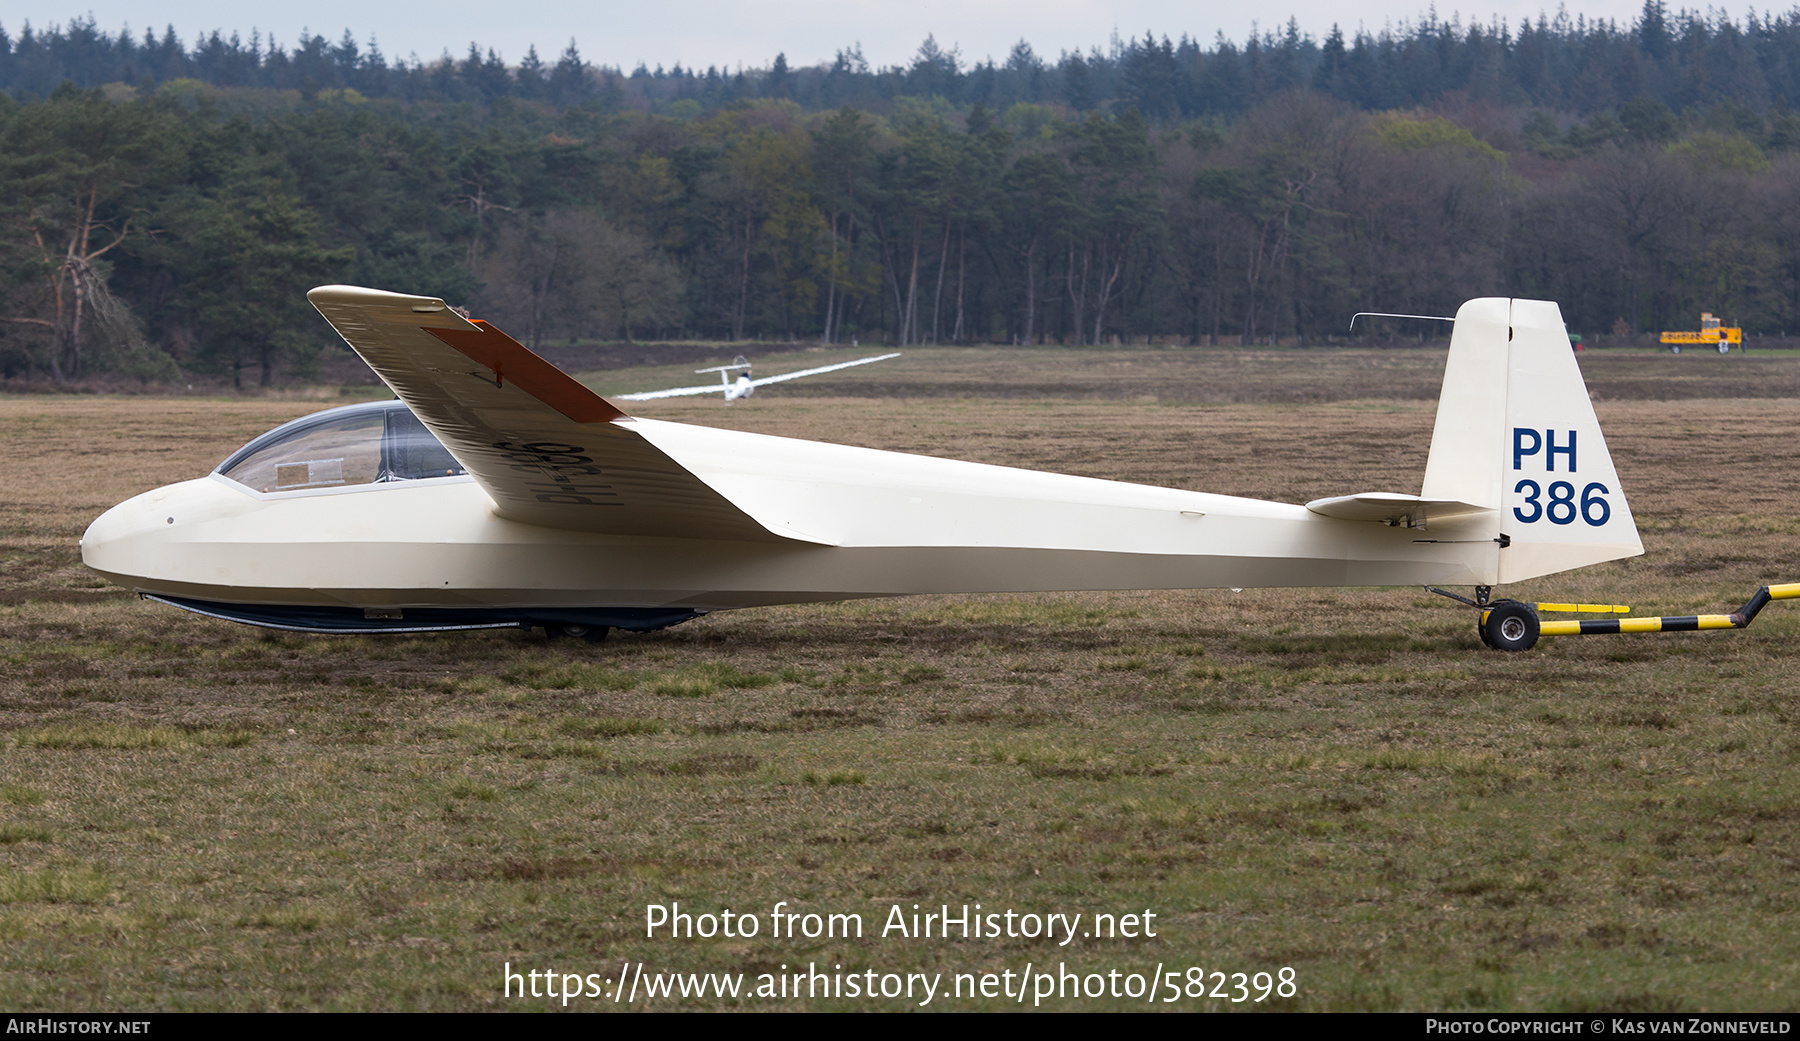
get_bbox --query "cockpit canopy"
[216,399,467,493]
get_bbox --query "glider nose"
[82,490,160,580]
[81,479,210,582]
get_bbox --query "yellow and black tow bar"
[1534,583,1800,637]
[1429,583,1800,651]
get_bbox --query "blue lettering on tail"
[1512,428,1542,470]
[1546,429,1577,472]
[1513,428,1576,472]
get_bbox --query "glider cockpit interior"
[216,399,467,493]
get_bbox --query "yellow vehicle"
[1660,312,1742,353]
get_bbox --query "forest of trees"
[7,5,1800,384]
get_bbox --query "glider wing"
[615,382,733,401]
[747,353,902,389]
[306,285,827,543]
[615,352,901,401]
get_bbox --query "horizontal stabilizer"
[1306,492,1492,526]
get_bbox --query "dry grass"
[1,347,1798,1010]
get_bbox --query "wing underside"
[306,285,827,544]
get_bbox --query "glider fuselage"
[82,415,1497,619]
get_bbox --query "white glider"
[616,352,901,402]
[80,287,1643,650]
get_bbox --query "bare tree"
[476,209,683,345]
[1577,144,1702,333]
[0,90,170,378]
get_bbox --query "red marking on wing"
[424,320,627,423]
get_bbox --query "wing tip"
[307,284,452,315]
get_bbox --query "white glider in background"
[83,287,1661,652]
[615,352,901,402]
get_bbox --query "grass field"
[1,346,1798,1011]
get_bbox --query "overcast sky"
[9,1,1661,71]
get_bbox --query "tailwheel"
[546,623,610,643]
[1480,600,1539,652]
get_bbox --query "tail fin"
[1421,298,1643,584]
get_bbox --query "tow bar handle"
[1537,582,1799,637]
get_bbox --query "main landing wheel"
[546,623,609,643]
[1480,600,1539,652]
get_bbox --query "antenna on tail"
[1349,312,1457,332]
